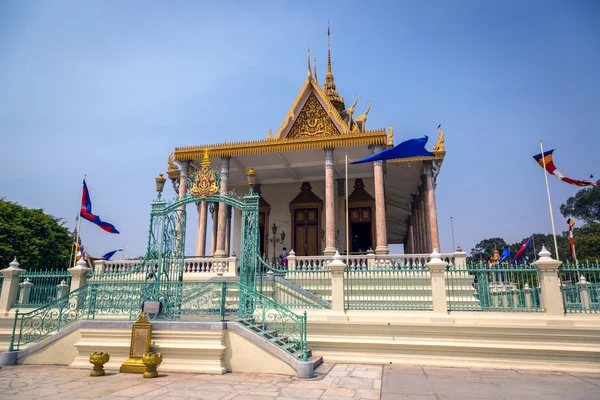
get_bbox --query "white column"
[68,259,90,293]
[324,149,336,255]
[328,251,347,321]
[373,146,389,255]
[196,202,208,256]
[426,249,448,314]
[18,279,33,304]
[534,246,565,316]
[0,258,23,313]
[214,158,230,258]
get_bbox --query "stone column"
[287,250,297,271]
[420,181,432,253]
[426,249,449,314]
[534,246,565,316]
[453,248,468,269]
[373,146,389,254]
[424,162,441,253]
[196,202,208,256]
[56,280,69,299]
[0,258,24,314]
[336,178,346,254]
[328,251,347,320]
[420,190,428,253]
[407,215,414,254]
[225,206,232,256]
[214,158,230,258]
[324,149,336,255]
[68,259,90,293]
[176,161,189,253]
[210,203,219,256]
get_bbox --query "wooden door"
[349,207,373,253]
[294,208,319,256]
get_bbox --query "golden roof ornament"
[346,93,358,118]
[190,150,219,198]
[267,128,273,140]
[355,100,370,128]
[323,24,344,112]
[387,124,394,146]
[167,151,180,180]
[313,57,318,84]
[433,124,445,152]
[307,48,312,78]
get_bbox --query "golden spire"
[201,149,211,167]
[323,24,344,112]
[307,48,312,78]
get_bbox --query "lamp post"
[246,168,256,194]
[265,223,285,265]
[155,174,166,199]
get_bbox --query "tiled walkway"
[0,364,599,399]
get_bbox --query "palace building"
[168,29,446,260]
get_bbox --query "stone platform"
[1,363,599,399]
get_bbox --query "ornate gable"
[286,92,341,139]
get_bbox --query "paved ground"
[0,364,599,399]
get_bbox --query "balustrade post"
[224,256,237,277]
[426,249,448,314]
[328,251,347,321]
[366,251,376,270]
[453,248,467,270]
[93,260,105,273]
[18,278,33,304]
[577,276,590,308]
[57,280,69,299]
[0,258,24,314]
[534,246,565,316]
[524,284,532,308]
[68,259,90,293]
[287,250,296,271]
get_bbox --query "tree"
[0,199,73,269]
[468,237,508,264]
[572,222,600,261]
[560,186,600,223]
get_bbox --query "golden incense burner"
[89,352,110,376]
[142,352,162,378]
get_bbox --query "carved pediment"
[286,92,341,139]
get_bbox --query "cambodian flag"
[80,180,120,234]
[513,237,532,264]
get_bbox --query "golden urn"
[141,352,162,378]
[89,352,110,376]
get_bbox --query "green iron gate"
[139,165,259,319]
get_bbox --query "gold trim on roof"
[387,151,446,163]
[174,130,386,160]
[287,92,341,139]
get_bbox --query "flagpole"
[539,140,560,260]
[345,152,349,266]
[74,175,85,268]
[450,216,456,251]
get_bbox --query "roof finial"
[313,57,318,84]
[327,23,332,75]
[307,48,312,78]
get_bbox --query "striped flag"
[567,218,577,261]
[533,150,598,187]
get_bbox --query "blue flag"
[103,249,123,260]
[350,136,435,165]
[497,249,511,265]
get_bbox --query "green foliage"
[572,222,600,261]
[0,199,73,269]
[560,186,600,223]
[467,237,508,264]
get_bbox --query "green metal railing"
[345,263,432,311]
[560,261,600,314]
[446,262,543,312]
[14,269,71,308]
[10,280,308,361]
[256,255,331,309]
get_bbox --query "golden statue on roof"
[433,124,445,152]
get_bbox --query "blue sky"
[1,1,598,260]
